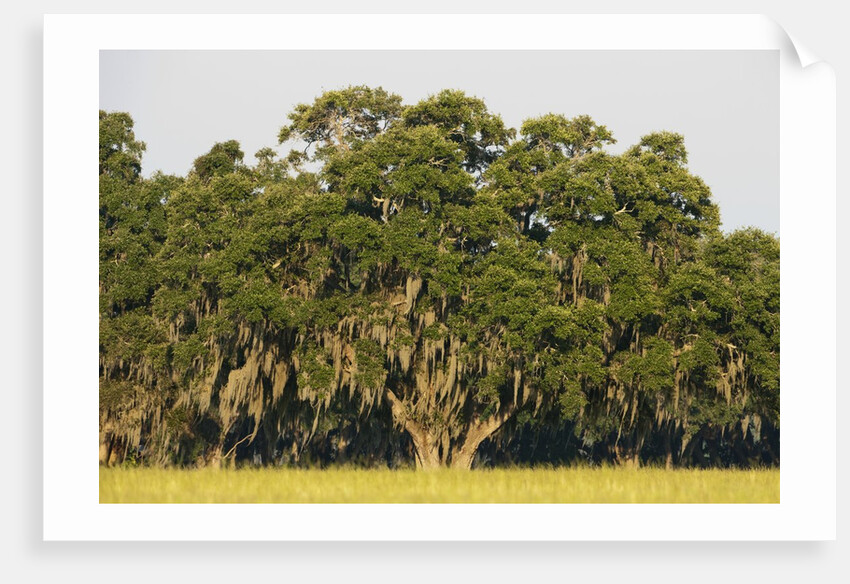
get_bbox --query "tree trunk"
[450,444,478,470]
[99,439,109,465]
[385,389,440,469]
[335,429,350,464]
[107,440,122,466]
[664,429,674,470]
[207,443,223,469]
[681,434,696,468]
[450,407,516,469]
[385,389,516,470]
[411,433,442,470]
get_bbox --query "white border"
[43,14,836,540]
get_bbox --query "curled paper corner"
[762,15,827,69]
[786,33,823,69]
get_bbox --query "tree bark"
[107,439,122,466]
[450,406,516,469]
[385,389,515,469]
[207,443,223,469]
[410,431,442,470]
[450,444,478,470]
[664,429,674,470]
[385,389,441,469]
[99,439,109,465]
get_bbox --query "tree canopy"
[99,88,779,470]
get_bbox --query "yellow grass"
[100,466,779,504]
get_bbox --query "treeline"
[99,87,779,469]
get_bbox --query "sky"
[100,50,778,234]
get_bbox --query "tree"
[98,89,779,470]
[278,85,403,158]
[99,110,146,182]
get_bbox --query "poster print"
[44,13,835,540]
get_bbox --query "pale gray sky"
[100,50,778,234]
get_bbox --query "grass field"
[100,466,779,504]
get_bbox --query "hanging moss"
[99,93,779,470]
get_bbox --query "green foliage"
[297,346,336,398]
[402,89,514,173]
[99,88,779,470]
[100,110,146,182]
[559,382,588,419]
[353,338,387,390]
[99,309,167,362]
[279,85,403,158]
[521,114,615,159]
[613,337,675,395]
[192,140,244,181]
[171,335,209,371]
[626,131,689,164]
